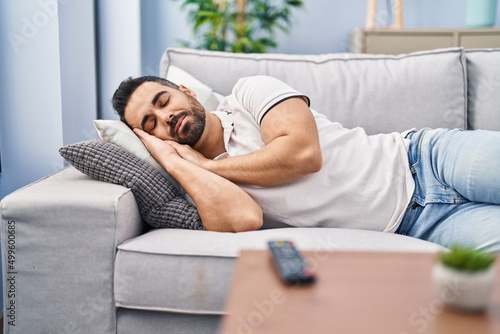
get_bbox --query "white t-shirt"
[212,75,415,232]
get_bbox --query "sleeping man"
[112,75,500,252]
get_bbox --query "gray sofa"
[2,46,499,334]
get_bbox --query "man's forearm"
[162,155,263,232]
[205,134,322,186]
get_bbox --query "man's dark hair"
[112,76,179,126]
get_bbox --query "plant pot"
[432,262,495,312]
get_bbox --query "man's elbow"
[300,146,323,174]
[203,206,263,233]
[233,207,263,232]
[309,151,323,173]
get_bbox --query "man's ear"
[179,84,197,99]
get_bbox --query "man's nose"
[158,110,174,124]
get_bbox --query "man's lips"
[174,115,186,134]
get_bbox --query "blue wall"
[97,0,143,120]
[273,0,500,54]
[0,0,100,201]
[0,0,66,201]
[140,0,500,70]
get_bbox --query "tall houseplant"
[174,0,304,53]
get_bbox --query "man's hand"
[167,141,210,169]
[135,128,211,169]
[134,128,178,161]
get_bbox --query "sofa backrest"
[160,47,499,134]
[465,49,500,131]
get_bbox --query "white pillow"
[166,65,224,111]
[93,119,195,204]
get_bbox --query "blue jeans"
[395,128,500,253]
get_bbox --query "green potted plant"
[432,245,496,312]
[173,0,304,53]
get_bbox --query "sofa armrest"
[1,166,144,334]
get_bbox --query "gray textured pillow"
[59,140,204,230]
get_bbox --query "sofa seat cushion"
[117,309,220,334]
[114,228,442,314]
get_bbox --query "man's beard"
[170,98,206,147]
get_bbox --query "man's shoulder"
[235,75,282,86]
[232,75,292,97]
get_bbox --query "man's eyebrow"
[152,90,167,106]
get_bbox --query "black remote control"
[268,240,316,285]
